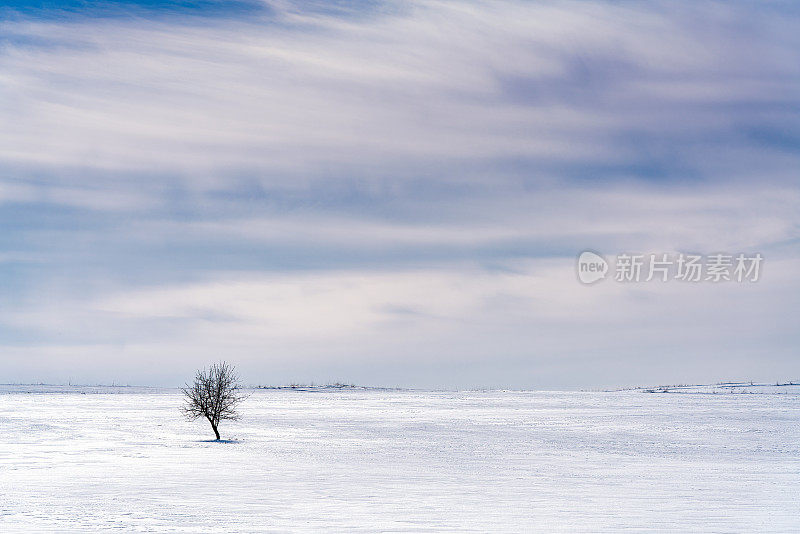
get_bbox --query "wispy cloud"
[2,1,798,182]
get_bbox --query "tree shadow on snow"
[196,439,241,444]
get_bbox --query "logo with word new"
[576,251,609,284]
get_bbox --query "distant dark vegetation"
[629,381,800,394]
[253,383,402,391]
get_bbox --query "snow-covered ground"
[1,387,799,532]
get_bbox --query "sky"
[0,0,798,389]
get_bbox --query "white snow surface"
[1,386,799,532]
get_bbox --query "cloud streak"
[2,1,798,183]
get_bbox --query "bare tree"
[182,361,246,440]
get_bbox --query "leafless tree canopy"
[181,361,246,440]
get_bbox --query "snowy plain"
[1,386,799,533]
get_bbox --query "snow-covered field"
[1,386,799,532]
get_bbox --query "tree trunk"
[211,421,220,440]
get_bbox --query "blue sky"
[1,0,799,388]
